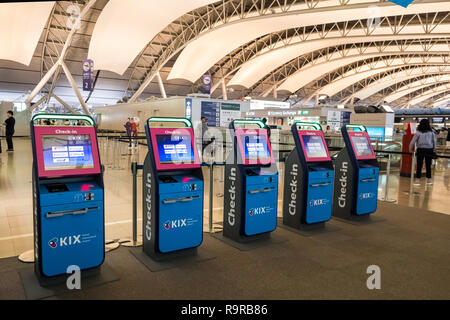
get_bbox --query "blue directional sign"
[389,0,414,7]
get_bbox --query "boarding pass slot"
[46,207,99,218]
[310,182,331,188]
[360,178,376,183]
[248,187,275,194]
[162,196,200,204]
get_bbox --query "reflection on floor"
[0,138,449,259]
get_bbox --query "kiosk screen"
[301,135,328,160]
[42,135,95,171]
[156,134,195,165]
[240,134,271,163]
[351,136,374,158]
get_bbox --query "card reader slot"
[46,207,99,218]
[360,178,377,183]
[248,187,275,195]
[162,195,200,204]
[310,182,332,188]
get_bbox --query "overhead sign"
[389,0,414,7]
[250,100,290,110]
[220,103,241,127]
[201,101,220,127]
[185,98,192,120]
[82,59,94,92]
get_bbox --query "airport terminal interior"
[0,0,449,300]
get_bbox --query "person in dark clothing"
[262,118,271,139]
[3,110,15,152]
[124,118,132,146]
[409,119,436,184]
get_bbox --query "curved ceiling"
[433,95,450,107]
[0,1,54,66]
[408,84,450,106]
[228,30,450,89]
[88,0,219,75]
[277,50,449,94]
[168,0,450,83]
[352,70,450,101]
[385,73,450,102]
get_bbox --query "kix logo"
[309,199,329,207]
[388,0,414,8]
[249,207,267,216]
[48,235,81,248]
[360,193,375,200]
[163,219,187,230]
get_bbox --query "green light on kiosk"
[147,117,192,128]
[32,114,95,126]
[233,119,266,128]
[294,121,322,131]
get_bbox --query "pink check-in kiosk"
[30,114,104,284]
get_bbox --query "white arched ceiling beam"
[384,73,450,102]
[275,43,450,94]
[405,84,450,107]
[410,90,450,108]
[316,54,450,100]
[293,55,449,106]
[88,0,219,75]
[128,0,450,102]
[433,94,450,107]
[340,68,450,104]
[226,26,450,90]
[169,0,449,84]
[0,1,54,66]
[394,82,450,107]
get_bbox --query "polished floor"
[0,138,449,259]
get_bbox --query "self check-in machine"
[31,114,104,282]
[333,125,379,219]
[283,122,334,229]
[223,120,278,242]
[143,117,203,260]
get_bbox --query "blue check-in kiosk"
[143,117,204,260]
[31,114,105,283]
[333,125,379,220]
[283,122,334,229]
[223,120,278,243]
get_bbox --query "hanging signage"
[82,59,94,92]
[201,74,212,95]
[185,98,192,120]
[388,0,414,8]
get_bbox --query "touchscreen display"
[42,135,94,171]
[301,135,328,159]
[240,134,271,162]
[351,136,374,157]
[156,134,195,165]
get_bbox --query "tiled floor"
[0,137,449,259]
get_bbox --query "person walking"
[3,110,15,152]
[131,117,139,146]
[124,118,132,147]
[409,119,436,185]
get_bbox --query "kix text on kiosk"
[31,114,105,283]
[143,117,204,260]
[223,119,278,242]
[333,125,379,220]
[283,122,334,229]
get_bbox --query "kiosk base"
[130,247,215,272]
[20,264,119,300]
[278,218,340,237]
[34,266,101,288]
[212,232,288,251]
[333,214,386,225]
